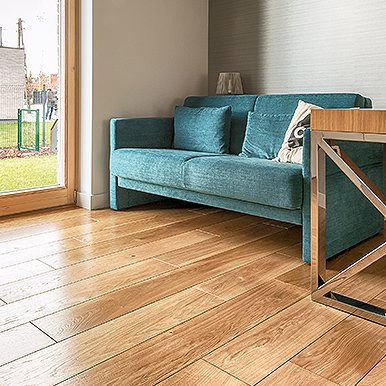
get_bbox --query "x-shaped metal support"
[311,130,386,325]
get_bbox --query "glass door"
[0,0,76,216]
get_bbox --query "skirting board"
[76,191,109,210]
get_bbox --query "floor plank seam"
[353,352,386,386]
[0,216,198,267]
[201,358,251,385]
[2,273,306,379]
[1,225,202,276]
[154,257,183,269]
[0,255,177,304]
[0,214,249,270]
[0,215,97,243]
[0,241,91,270]
[151,228,285,271]
[9,235,306,339]
[0,204,77,223]
[1,205,383,385]
[275,315,356,383]
[39,276,225,343]
[152,257,180,269]
[192,286,226,301]
[37,259,57,270]
[159,231,301,273]
[201,292,311,362]
[61,224,217,268]
[0,263,179,334]
[29,321,58,344]
[256,360,340,386]
[195,229,223,237]
[275,250,302,259]
[48,288,229,385]
[261,222,293,230]
[0,338,57,370]
[1,220,266,304]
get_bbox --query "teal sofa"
[110,94,384,263]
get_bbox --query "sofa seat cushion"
[183,155,303,210]
[111,148,220,189]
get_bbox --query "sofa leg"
[110,175,163,210]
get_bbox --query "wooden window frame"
[0,0,78,217]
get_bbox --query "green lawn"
[0,121,55,149]
[0,154,58,192]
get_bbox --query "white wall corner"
[76,191,110,210]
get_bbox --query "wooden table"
[310,108,386,326]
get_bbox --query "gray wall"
[78,0,208,209]
[209,0,386,108]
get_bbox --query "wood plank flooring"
[0,201,385,385]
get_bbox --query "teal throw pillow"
[174,105,231,153]
[240,112,292,159]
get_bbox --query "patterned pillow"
[274,100,322,164]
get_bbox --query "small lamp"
[216,72,244,95]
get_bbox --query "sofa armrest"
[302,128,384,263]
[110,117,174,151]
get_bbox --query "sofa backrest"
[184,95,258,154]
[253,93,372,114]
[184,93,371,155]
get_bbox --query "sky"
[0,0,59,76]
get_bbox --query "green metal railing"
[18,108,40,151]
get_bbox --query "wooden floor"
[0,201,385,385]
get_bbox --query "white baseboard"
[76,192,109,210]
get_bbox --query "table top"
[311,109,386,134]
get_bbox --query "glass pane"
[0,0,62,193]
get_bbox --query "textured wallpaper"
[209,0,386,108]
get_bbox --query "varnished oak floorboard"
[196,252,303,300]
[74,210,238,245]
[34,228,301,341]
[0,206,81,230]
[205,298,347,385]
[0,258,175,332]
[0,260,53,287]
[39,211,240,269]
[0,323,54,366]
[156,222,284,267]
[373,288,386,309]
[275,262,312,290]
[0,209,231,269]
[277,242,302,259]
[158,360,248,386]
[257,361,339,386]
[0,230,212,303]
[0,202,384,386]
[59,280,307,386]
[0,287,223,385]
[292,316,386,386]
[357,356,386,386]
[0,237,88,269]
[0,208,205,267]
[332,256,386,303]
[0,212,95,243]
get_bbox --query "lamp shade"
[216,72,244,95]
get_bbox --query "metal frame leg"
[310,130,386,326]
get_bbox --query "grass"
[0,121,55,149]
[0,154,58,192]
